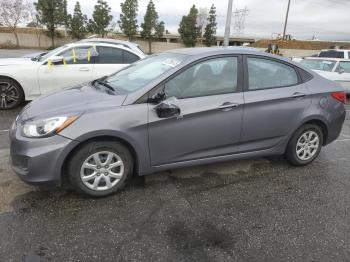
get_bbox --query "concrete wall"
[0,32,72,49]
[0,31,318,57]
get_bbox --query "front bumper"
[10,127,79,186]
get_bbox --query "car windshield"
[300,59,336,72]
[105,53,187,93]
[37,45,68,62]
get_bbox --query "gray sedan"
[10,48,346,197]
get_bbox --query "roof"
[167,47,260,55]
[303,57,347,62]
[166,47,295,62]
[80,38,139,47]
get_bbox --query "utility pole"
[224,0,234,47]
[282,0,291,40]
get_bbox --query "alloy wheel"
[0,81,20,109]
[80,151,125,191]
[295,130,320,161]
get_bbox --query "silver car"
[10,48,346,197]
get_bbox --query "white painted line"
[0,129,9,133]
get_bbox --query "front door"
[148,56,244,166]
[38,46,95,96]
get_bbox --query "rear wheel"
[0,77,24,110]
[68,141,134,197]
[285,124,323,166]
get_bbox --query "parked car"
[10,48,346,197]
[0,42,146,109]
[79,38,145,57]
[318,49,350,59]
[299,57,350,94]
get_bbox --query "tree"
[118,0,138,41]
[204,5,217,47]
[140,0,164,54]
[67,2,87,40]
[88,0,112,37]
[28,6,44,47]
[197,7,208,43]
[35,0,66,48]
[178,5,199,47]
[0,0,31,47]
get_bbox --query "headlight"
[22,116,78,138]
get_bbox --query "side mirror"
[339,68,345,74]
[48,55,64,64]
[154,100,180,118]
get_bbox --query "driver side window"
[164,57,238,99]
[59,46,98,64]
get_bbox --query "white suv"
[318,49,350,59]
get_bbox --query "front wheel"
[0,77,24,110]
[68,141,134,197]
[285,124,323,166]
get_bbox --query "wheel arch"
[299,118,329,145]
[0,75,24,93]
[60,135,140,186]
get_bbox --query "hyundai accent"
[10,48,346,197]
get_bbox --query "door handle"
[218,102,239,110]
[292,92,306,98]
[79,67,90,72]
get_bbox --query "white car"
[298,57,350,94]
[0,42,146,109]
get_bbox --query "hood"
[19,83,127,121]
[0,57,38,66]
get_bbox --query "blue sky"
[62,0,350,40]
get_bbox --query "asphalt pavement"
[0,49,350,261]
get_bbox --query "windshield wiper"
[93,77,116,92]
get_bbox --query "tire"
[68,141,134,197]
[0,77,24,110]
[285,124,324,166]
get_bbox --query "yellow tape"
[72,48,77,63]
[48,60,53,69]
[63,58,67,67]
[88,49,91,62]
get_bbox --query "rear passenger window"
[247,57,299,90]
[97,47,123,64]
[319,51,344,59]
[123,51,139,64]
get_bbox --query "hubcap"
[80,151,124,191]
[0,82,19,109]
[296,130,320,161]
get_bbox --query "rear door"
[93,46,141,79]
[148,56,244,166]
[240,56,311,152]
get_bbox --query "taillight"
[331,92,347,104]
